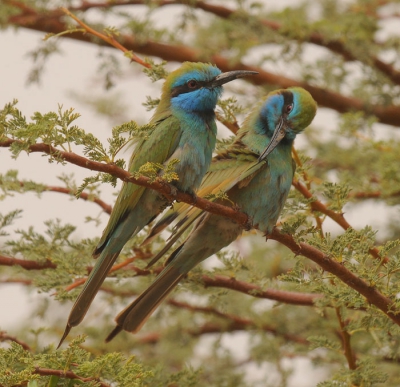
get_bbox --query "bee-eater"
[59,62,257,346]
[105,87,317,341]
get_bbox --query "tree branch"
[268,228,400,326]
[61,7,151,69]
[64,253,152,292]
[1,138,397,324]
[137,320,308,345]
[349,190,400,200]
[292,147,324,238]
[0,138,250,227]
[0,331,31,351]
[116,0,400,85]
[0,278,32,285]
[32,367,110,387]
[4,179,113,213]
[100,271,320,305]
[0,254,57,270]
[292,179,387,264]
[0,250,322,306]
[335,308,357,371]
[43,0,400,85]
[100,288,309,344]
[5,2,400,127]
[45,185,112,214]
[201,274,319,306]
[215,112,241,134]
[73,265,321,306]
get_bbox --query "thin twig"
[64,254,152,292]
[58,0,400,85]
[292,147,324,238]
[215,112,241,134]
[61,7,151,68]
[335,308,357,371]
[100,271,320,306]
[0,138,250,227]
[201,274,319,306]
[33,367,110,387]
[292,179,388,264]
[0,331,31,351]
[45,185,112,214]
[100,288,309,343]
[1,254,321,306]
[5,2,400,126]
[0,254,56,270]
[268,229,400,326]
[349,190,400,200]
[137,320,308,345]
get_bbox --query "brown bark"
[5,1,400,127]
[268,229,400,326]
[0,138,250,228]
[0,254,57,270]
[45,186,112,214]
[0,331,32,351]
[292,179,387,263]
[32,367,110,387]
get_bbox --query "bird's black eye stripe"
[171,80,207,98]
[281,90,294,114]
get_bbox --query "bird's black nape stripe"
[280,90,294,146]
[281,90,294,110]
[171,80,208,98]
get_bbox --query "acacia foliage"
[2,0,400,386]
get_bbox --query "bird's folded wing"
[145,151,265,267]
[95,116,182,255]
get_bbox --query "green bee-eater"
[105,87,317,341]
[59,62,257,346]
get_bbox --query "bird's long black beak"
[258,117,288,162]
[210,70,258,87]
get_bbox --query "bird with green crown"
[58,62,257,346]
[104,87,317,341]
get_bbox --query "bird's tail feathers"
[145,220,190,268]
[66,251,120,328]
[106,264,185,341]
[141,212,179,247]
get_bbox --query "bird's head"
[157,62,257,115]
[255,87,317,161]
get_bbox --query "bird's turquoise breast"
[230,144,294,234]
[171,112,217,192]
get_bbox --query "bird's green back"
[94,115,182,256]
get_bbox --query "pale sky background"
[1,1,400,385]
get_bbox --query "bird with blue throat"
[104,87,317,342]
[58,62,257,347]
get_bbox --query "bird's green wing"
[145,145,266,267]
[95,115,182,256]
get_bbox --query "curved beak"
[210,70,258,88]
[258,117,288,162]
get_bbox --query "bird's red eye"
[187,80,198,88]
[286,104,293,113]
